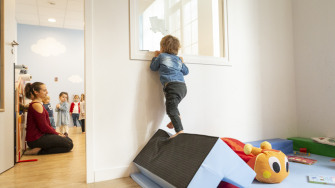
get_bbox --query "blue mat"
[189,139,255,187]
[132,154,335,187]
[132,154,335,188]
[131,172,161,188]
[131,130,335,187]
[248,138,293,155]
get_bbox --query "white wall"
[0,0,16,174]
[86,0,297,182]
[293,0,335,138]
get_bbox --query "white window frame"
[129,0,230,66]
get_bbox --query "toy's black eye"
[269,157,281,173]
[285,157,289,172]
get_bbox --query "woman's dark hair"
[24,82,44,99]
[59,92,69,102]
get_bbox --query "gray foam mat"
[133,129,218,188]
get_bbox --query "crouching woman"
[24,82,73,155]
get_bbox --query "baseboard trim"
[94,165,130,182]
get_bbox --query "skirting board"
[94,165,130,182]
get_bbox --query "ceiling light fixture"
[48,18,56,23]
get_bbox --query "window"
[130,0,229,65]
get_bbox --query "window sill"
[130,50,231,66]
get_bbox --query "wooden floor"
[0,127,140,188]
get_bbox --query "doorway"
[12,0,86,184]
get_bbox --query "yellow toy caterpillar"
[244,141,289,183]
[220,138,289,186]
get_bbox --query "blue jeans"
[49,117,56,130]
[71,113,81,127]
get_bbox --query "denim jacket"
[150,53,189,86]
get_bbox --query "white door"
[0,0,16,174]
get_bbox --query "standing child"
[42,96,56,130]
[79,93,86,133]
[70,95,81,127]
[150,35,189,138]
[55,92,70,137]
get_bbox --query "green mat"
[287,137,335,158]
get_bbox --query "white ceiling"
[15,0,84,30]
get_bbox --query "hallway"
[0,127,139,188]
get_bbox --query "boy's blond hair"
[160,35,180,55]
[42,96,50,103]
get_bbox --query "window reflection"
[141,0,165,51]
[139,0,224,58]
